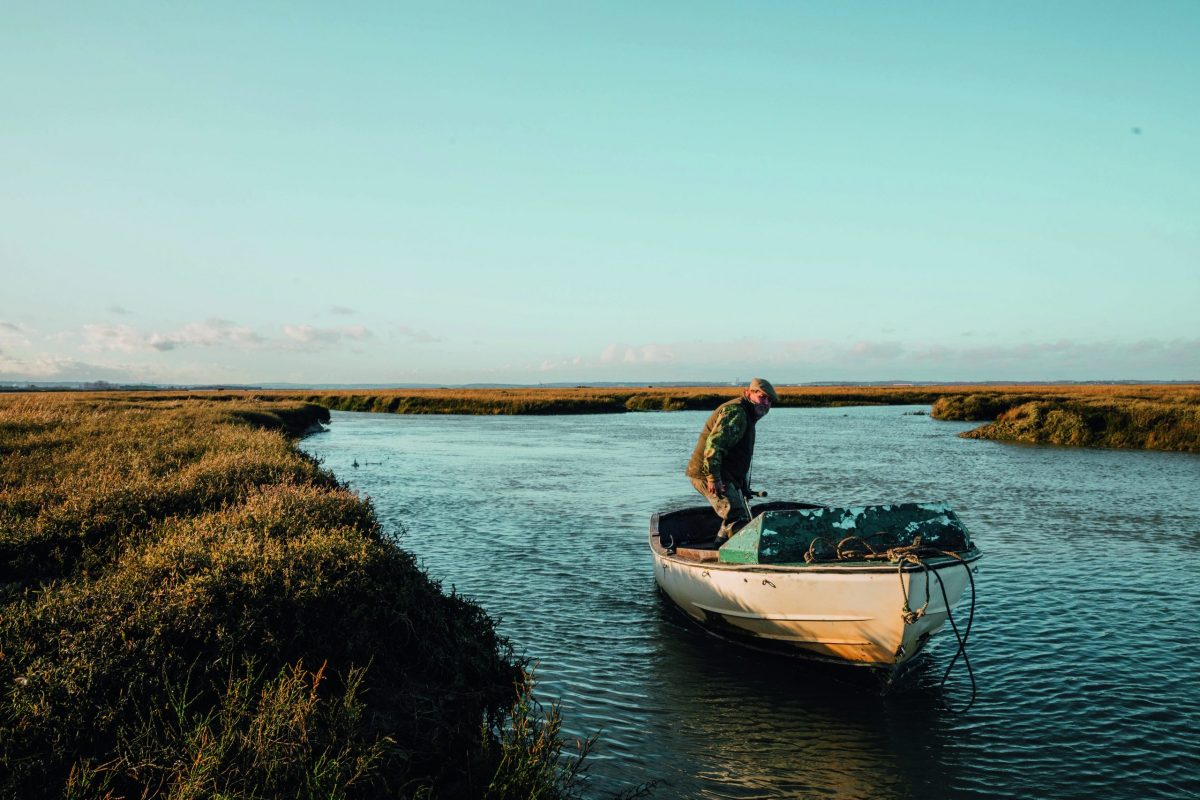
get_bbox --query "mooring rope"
[896,546,932,625]
[895,547,977,714]
[803,533,978,713]
[927,549,977,713]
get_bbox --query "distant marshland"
[211,384,1195,452]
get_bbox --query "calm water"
[300,407,1200,799]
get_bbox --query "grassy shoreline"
[0,394,589,799]
[932,392,1200,452]
[266,384,1199,452]
[15,384,1196,451]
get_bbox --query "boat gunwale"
[651,543,982,574]
[649,504,982,574]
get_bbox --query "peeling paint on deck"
[720,503,972,565]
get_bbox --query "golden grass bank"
[0,394,588,799]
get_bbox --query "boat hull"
[651,547,977,668]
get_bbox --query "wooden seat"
[674,546,719,562]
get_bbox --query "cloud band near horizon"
[4,315,1191,384]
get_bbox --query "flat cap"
[749,377,780,404]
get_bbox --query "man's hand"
[706,476,725,496]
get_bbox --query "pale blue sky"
[2,1,1197,384]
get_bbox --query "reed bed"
[0,394,589,799]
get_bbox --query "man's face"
[749,389,772,417]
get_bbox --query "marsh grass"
[478,672,653,800]
[271,384,1200,452]
[64,660,387,800]
[254,384,1199,418]
[0,394,591,798]
[931,389,1200,452]
[958,398,1200,451]
[287,386,948,415]
[478,674,593,800]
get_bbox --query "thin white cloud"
[282,324,373,349]
[73,318,403,356]
[958,338,1200,366]
[780,339,838,362]
[81,323,144,353]
[849,340,904,360]
[149,319,264,351]
[600,339,765,367]
[0,321,31,347]
[394,325,440,344]
[0,354,140,381]
[549,340,758,374]
[625,344,676,364]
[536,337,1200,380]
[539,355,584,372]
[600,343,676,364]
[81,319,264,352]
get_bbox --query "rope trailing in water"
[803,532,978,712]
[896,547,977,714]
[930,549,977,713]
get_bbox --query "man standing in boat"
[686,378,780,544]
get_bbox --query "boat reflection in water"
[647,597,969,799]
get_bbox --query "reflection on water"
[301,407,1200,799]
[646,600,958,799]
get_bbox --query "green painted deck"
[718,502,973,565]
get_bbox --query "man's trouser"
[689,477,751,540]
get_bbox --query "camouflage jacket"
[685,398,758,487]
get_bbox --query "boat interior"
[652,501,823,560]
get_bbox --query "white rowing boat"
[649,501,980,669]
